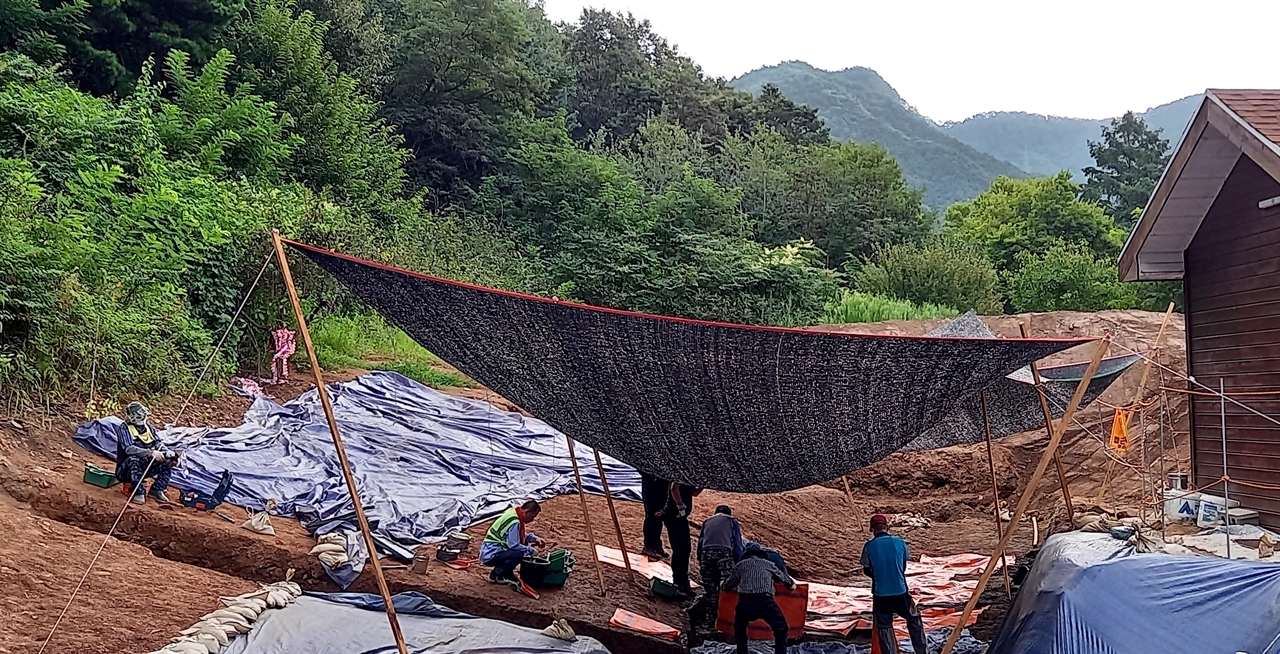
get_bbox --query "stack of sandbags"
[310,532,350,568]
[146,570,303,654]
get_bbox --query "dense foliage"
[0,0,1171,404]
[854,236,1002,315]
[1005,244,1139,312]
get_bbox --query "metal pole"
[566,436,608,595]
[271,231,409,654]
[940,337,1110,654]
[1222,378,1231,559]
[593,448,636,583]
[980,391,1012,599]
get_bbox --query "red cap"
[870,514,889,528]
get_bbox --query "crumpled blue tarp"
[74,371,641,545]
[219,591,611,654]
[990,532,1280,654]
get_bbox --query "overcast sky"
[541,0,1280,123]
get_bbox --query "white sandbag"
[308,543,345,556]
[242,499,277,535]
[281,581,302,596]
[223,604,260,620]
[317,551,348,568]
[164,641,210,654]
[197,623,230,646]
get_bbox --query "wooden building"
[1120,90,1280,526]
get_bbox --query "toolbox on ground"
[83,463,119,488]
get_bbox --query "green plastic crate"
[83,463,119,488]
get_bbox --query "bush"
[1004,243,1139,312]
[819,291,958,324]
[854,236,1002,314]
[309,313,472,388]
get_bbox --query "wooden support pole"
[841,475,856,510]
[1123,302,1176,432]
[593,448,636,583]
[271,230,409,654]
[940,337,1110,654]
[1019,322,1075,518]
[979,391,1012,600]
[566,436,608,596]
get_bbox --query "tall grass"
[819,291,959,324]
[308,314,472,389]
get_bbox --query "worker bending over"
[723,547,795,654]
[697,505,744,628]
[114,402,176,504]
[860,514,927,654]
[481,500,546,586]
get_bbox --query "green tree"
[224,0,409,206]
[854,236,1002,314]
[1004,243,1138,312]
[381,0,552,192]
[945,172,1124,271]
[1081,111,1170,229]
[293,0,392,92]
[48,0,246,95]
[0,0,87,64]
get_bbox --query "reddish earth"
[0,310,1189,653]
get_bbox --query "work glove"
[152,450,167,462]
[675,504,688,518]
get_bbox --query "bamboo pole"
[566,436,608,596]
[841,475,856,509]
[1123,302,1176,431]
[980,391,1012,600]
[593,448,635,583]
[270,230,409,654]
[1018,322,1075,518]
[940,337,1110,654]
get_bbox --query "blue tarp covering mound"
[220,591,611,654]
[990,532,1280,654]
[75,371,640,543]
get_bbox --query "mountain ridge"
[731,61,1200,205]
[731,61,1027,208]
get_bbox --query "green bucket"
[83,463,119,488]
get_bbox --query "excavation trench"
[2,477,683,654]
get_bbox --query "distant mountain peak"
[731,62,1023,207]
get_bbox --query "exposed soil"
[0,310,1190,653]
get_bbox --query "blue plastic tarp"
[220,591,611,654]
[990,532,1280,654]
[74,371,641,544]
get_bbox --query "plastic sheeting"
[219,591,611,654]
[990,532,1280,654]
[690,628,987,654]
[74,371,640,544]
[288,239,1089,493]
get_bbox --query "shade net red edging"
[288,240,1092,493]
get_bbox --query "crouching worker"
[114,402,176,505]
[723,547,796,654]
[481,500,546,588]
[861,514,927,654]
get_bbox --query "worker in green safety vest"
[480,499,546,586]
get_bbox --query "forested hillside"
[944,95,1199,177]
[0,0,1170,406]
[731,61,1027,207]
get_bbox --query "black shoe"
[148,489,172,504]
[642,548,668,561]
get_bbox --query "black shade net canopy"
[288,240,1093,493]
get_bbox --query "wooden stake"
[270,230,409,654]
[1121,302,1176,431]
[593,448,635,583]
[841,475,856,509]
[566,436,608,596]
[980,391,1012,600]
[940,337,1110,654]
[1019,322,1075,518]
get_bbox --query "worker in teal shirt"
[860,514,927,654]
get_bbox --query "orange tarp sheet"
[716,583,809,640]
[610,608,681,641]
[595,545,1002,636]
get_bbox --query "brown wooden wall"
[1185,153,1280,526]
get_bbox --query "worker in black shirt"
[639,473,699,595]
[723,548,796,654]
